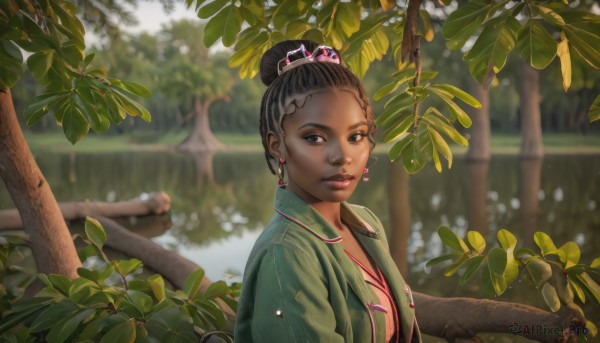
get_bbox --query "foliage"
[0,0,152,143]
[0,217,238,342]
[189,0,600,174]
[428,226,600,338]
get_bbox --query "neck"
[310,201,344,231]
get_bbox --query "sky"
[124,2,199,34]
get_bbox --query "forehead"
[281,89,366,124]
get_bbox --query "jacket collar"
[273,186,378,244]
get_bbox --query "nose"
[328,140,352,166]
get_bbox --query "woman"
[235,40,421,343]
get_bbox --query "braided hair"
[259,40,376,175]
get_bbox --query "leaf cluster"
[0,0,153,144]
[0,217,238,343]
[428,226,600,338]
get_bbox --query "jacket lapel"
[345,205,418,343]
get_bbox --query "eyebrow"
[298,121,368,131]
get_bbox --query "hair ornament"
[277,44,340,75]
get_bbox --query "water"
[1,151,599,326]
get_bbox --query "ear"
[266,132,284,159]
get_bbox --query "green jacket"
[235,187,421,343]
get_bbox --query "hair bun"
[259,40,339,86]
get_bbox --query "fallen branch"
[0,192,171,230]
[414,292,585,342]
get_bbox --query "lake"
[1,151,599,337]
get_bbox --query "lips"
[323,174,354,190]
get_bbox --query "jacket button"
[275,309,284,318]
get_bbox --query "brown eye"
[304,135,325,144]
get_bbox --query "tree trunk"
[0,192,171,230]
[186,151,216,188]
[466,79,491,161]
[388,160,411,276]
[0,89,81,278]
[519,62,544,159]
[177,96,225,152]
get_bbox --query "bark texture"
[519,62,544,158]
[414,292,585,342]
[0,89,80,278]
[0,192,171,230]
[466,79,491,161]
[177,96,226,152]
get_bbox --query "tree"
[0,0,152,277]
[194,0,600,173]
[158,20,234,152]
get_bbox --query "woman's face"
[278,90,370,204]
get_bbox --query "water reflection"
[0,152,598,298]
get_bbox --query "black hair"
[259,40,376,175]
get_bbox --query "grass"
[23,131,600,154]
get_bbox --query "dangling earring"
[277,156,286,185]
[362,168,369,182]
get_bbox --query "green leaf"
[569,278,586,303]
[203,280,231,300]
[460,255,486,286]
[517,19,557,69]
[384,116,413,143]
[558,242,580,269]
[184,269,205,298]
[119,81,152,98]
[30,300,78,333]
[388,133,413,162]
[24,91,68,127]
[442,1,490,50]
[85,217,106,249]
[401,136,427,175]
[427,125,452,170]
[556,35,571,92]
[488,247,508,295]
[285,20,312,39]
[432,90,472,128]
[126,290,154,315]
[62,104,90,144]
[467,231,486,254]
[536,5,565,26]
[114,259,143,276]
[148,275,165,302]
[534,232,558,256]
[563,25,600,69]
[431,84,482,109]
[198,0,227,19]
[422,108,469,147]
[464,15,520,83]
[48,274,72,295]
[578,272,600,304]
[26,50,54,80]
[524,258,552,289]
[554,272,574,304]
[444,253,468,277]
[77,268,100,282]
[438,226,469,253]
[336,2,361,37]
[541,283,561,312]
[204,5,243,47]
[497,229,517,250]
[589,94,600,123]
[99,319,136,343]
[426,254,455,267]
[46,308,95,343]
[592,258,600,268]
